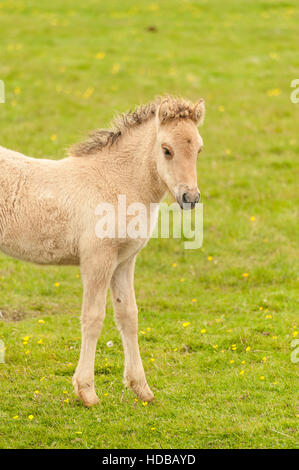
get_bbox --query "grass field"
[0,0,298,449]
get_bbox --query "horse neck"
[115,118,167,205]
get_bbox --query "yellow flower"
[150,358,155,362]
[183,322,190,327]
[173,348,178,352]
[230,360,235,364]
[142,401,148,406]
[38,319,45,324]
[180,278,184,282]
[50,134,57,141]
[259,307,263,310]
[111,63,120,74]
[146,327,151,331]
[240,370,245,375]
[75,431,82,435]
[242,273,249,278]
[208,256,213,261]
[134,398,139,403]
[186,73,196,83]
[13,415,19,420]
[225,148,231,155]
[192,298,197,303]
[232,344,237,351]
[245,346,251,352]
[54,282,60,287]
[37,339,43,344]
[76,273,80,278]
[149,3,159,11]
[293,331,298,338]
[172,263,177,267]
[83,87,94,99]
[14,87,21,95]
[218,105,225,112]
[25,350,30,355]
[269,52,279,60]
[260,376,265,380]
[34,390,40,394]
[227,329,232,333]
[28,415,34,420]
[151,427,156,431]
[23,336,30,342]
[250,216,255,222]
[272,335,278,340]
[64,398,69,404]
[241,360,245,364]
[40,377,45,382]
[212,345,218,349]
[266,314,272,319]
[267,88,281,97]
[96,52,105,60]
[104,393,108,396]
[201,328,206,334]
[262,357,267,362]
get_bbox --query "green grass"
[0,0,299,449]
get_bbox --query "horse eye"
[162,146,172,158]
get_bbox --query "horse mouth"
[174,188,200,210]
[176,198,197,210]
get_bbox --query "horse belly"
[0,194,79,265]
[0,225,79,265]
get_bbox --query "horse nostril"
[182,193,188,203]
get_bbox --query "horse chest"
[116,204,160,263]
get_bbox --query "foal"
[0,96,205,406]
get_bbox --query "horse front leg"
[73,256,115,407]
[110,255,154,402]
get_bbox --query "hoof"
[125,377,155,402]
[72,375,99,407]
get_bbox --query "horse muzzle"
[176,189,201,210]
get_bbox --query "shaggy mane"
[69,96,199,157]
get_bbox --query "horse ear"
[192,99,205,125]
[157,98,170,125]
